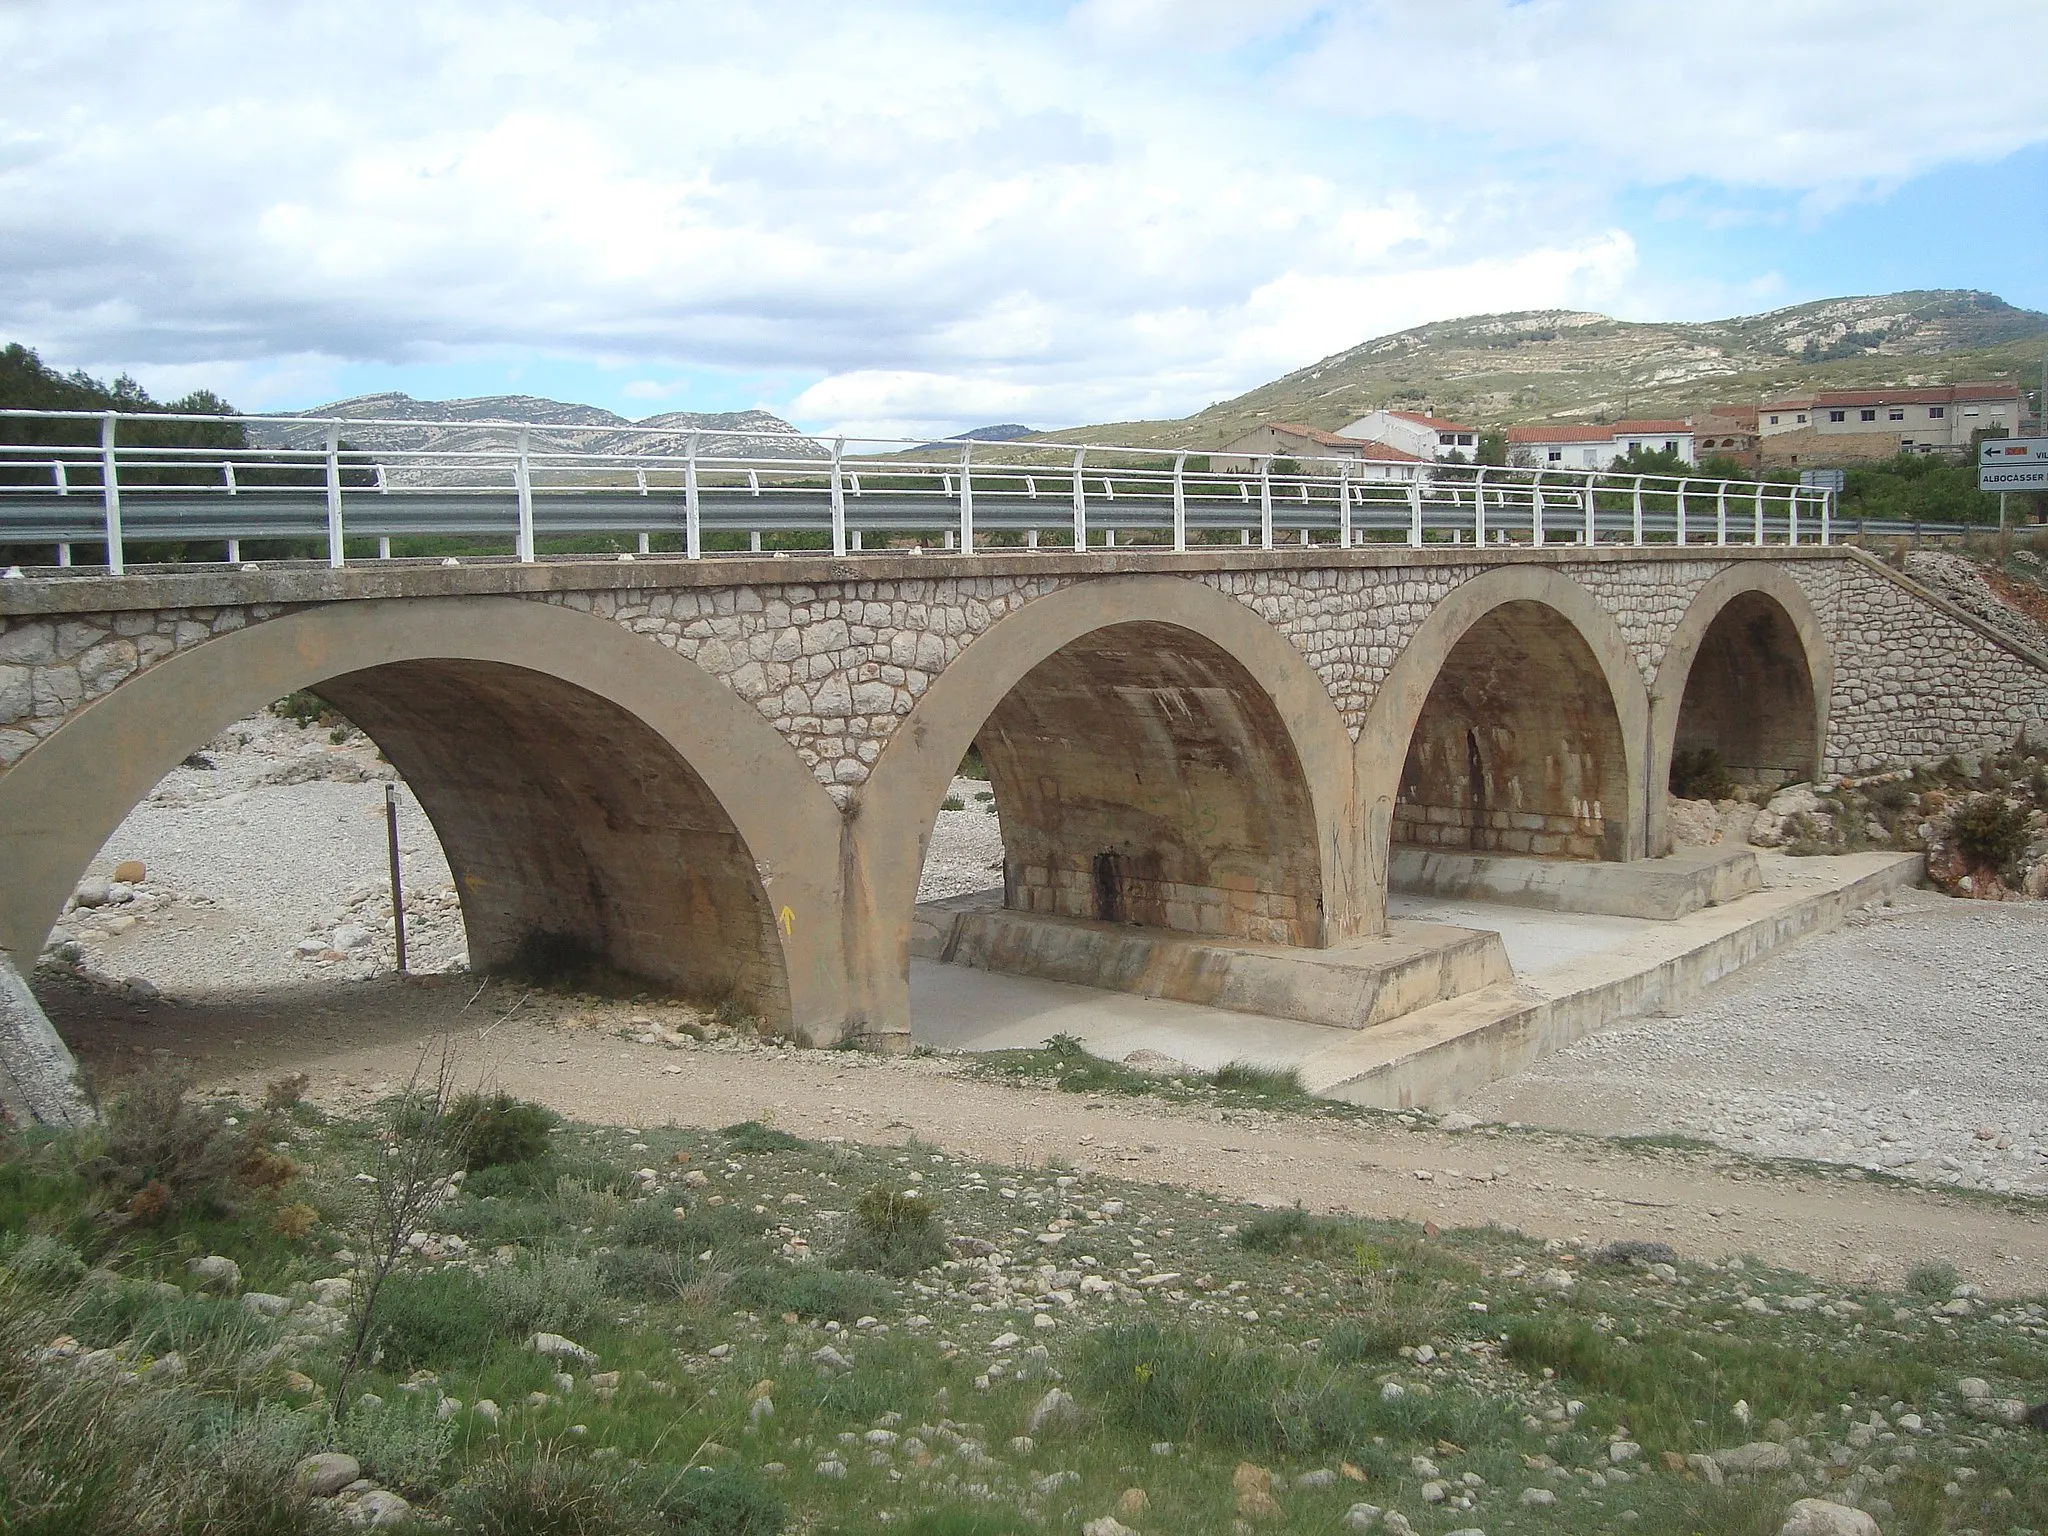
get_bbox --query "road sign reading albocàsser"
[1980,437,2048,492]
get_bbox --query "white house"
[1213,422,1431,480]
[1336,408,1481,461]
[1506,419,1696,470]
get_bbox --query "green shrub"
[369,1267,499,1369]
[596,1245,691,1298]
[941,795,966,811]
[1950,795,2031,871]
[719,1121,806,1154]
[1906,1261,1959,1298]
[481,1250,607,1339]
[0,1286,323,1536]
[1210,1061,1305,1099]
[724,1264,893,1322]
[840,1185,949,1276]
[448,1444,650,1536]
[444,1091,558,1171]
[339,1391,452,1495]
[1076,1322,1393,1455]
[1037,1034,1154,1095]
[0,1232,87,1291]
[1670,746,1737,801]
[652,1465,786,1536]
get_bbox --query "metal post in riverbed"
[385,783,407,977]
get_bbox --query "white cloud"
[0,0,2039,439]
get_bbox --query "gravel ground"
[37,709,2048,1196]
[1464,888,2048,1195]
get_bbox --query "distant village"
[1217,379,2027,479]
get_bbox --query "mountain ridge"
[1035,288,2048,450]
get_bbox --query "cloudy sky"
[3,0,2044,438]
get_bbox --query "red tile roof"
[1762,381,2020,410]
[1258,424,1427,461]
[1506,425,1611,443]
[1387,410,1478,432]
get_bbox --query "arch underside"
[975,620,1324,946]
[1395,600,1631,862]
[1672,591,1820,786]
[318,659,789,1023]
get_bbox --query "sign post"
[1979,437,2048,493]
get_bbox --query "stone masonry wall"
[4,553,2045,797]
[1799,559,2048,775]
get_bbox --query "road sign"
[1798,468,1845,492]
[1979,437,2048,492]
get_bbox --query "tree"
[1476,428,1507,467]
[1608,443,1692,477]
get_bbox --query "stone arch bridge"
[3,544,2044,1119]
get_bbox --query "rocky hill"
[248,392,821,477]
[1044,289,2048,450]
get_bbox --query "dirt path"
[48,971,2046,1296]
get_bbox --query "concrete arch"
[1358,566,1652,919]
[1651,564,1832,853]
[0,598,847,1040]
[849,576,1362,1039]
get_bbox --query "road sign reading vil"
[1980,437,2048,492]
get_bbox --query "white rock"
[474,1398,500,1425]
[1026,1387,1082,1435]
[294,1452,361,1497]
[1439,1111,1481,1132]
[526,1333,597,1368]
[345,1490,412,1528]
[1521,1488,1557,1507]
[242,1291,293,1319]
[1714,1442,1793,1474]
[1341,1503,1383,1531]
[1082,1520,1137,1536]
[1778,1498,1881,1536]
[186,1254,241,1295]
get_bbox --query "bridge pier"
[0,952,90,1126]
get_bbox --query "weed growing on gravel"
[1209,1061,1307,1100]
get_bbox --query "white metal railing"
[0,407,1842,575]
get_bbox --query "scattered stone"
[1714,1442,1794,1474]
[526,1333,597,1368]
[186,1254,240,1295]
[343,1490,412,1528]
[1121,1049,1198,1077]
[1438,1111,1481,1132]
[815,1458,847,1480]
[1778,1498,1881,1536]
[111,860,146,884]
[242,1291,292,1319]
[1341,1504,1383,1531]
[1521,1488,1557,1507]
[1593,1240,1679,1268]
[474,1399,500,1425]
[1116,1487,1150,1518]
[1082,1518,1136,1536]
[310,1277,354,1307]
[294,1452,360,1498]
[1234,1463,1284,1522]
[1026,1387,1081,1435]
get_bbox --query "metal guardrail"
[0,408,1847,576]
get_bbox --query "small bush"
[720,1120,806,1154]
[1950,794,2030,871]
[1037,1034,1153,1095]
[941,794,966,811]
[270,690,344,730]
[444,1091,558,1171]
[840,1185,949,1276]
[449,1444,651,1535]
[1906,1261,1959,1299]
[339,1389,453,1495]
[725,1264,894,1322]
[370,1267,500,1369]
[262,1074,310,1113]
[653,1465,786,1536]
[0,1232,88,1291]
[81,1066,248,1222]
[482,1250,607,1340]
[1670,746,1737,802]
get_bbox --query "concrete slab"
[1389,843,1761,920]
[1385,893,1658,973]
[913,891,1511,1030]
[1300,851,1924,1109]
[907,958,1345,1073]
